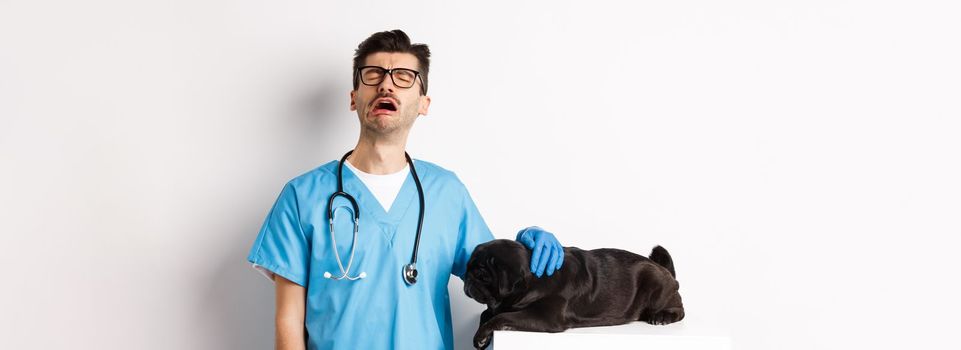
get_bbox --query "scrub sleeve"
[451,178,495,280]
[247,182,310,287]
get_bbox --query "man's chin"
[361,115,414,136]
[362,122,401,135]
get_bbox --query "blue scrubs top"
[247,159,494,350]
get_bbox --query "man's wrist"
[515,226,542,242]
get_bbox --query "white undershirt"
[344,159,410,213]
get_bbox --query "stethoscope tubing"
[326,150,424,285]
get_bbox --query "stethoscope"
[323,150,425,285]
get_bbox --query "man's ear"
[417,95,431,116]
[350,90,357,111]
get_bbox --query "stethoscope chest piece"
[403,263,418,285]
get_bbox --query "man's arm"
[274,275,306,350]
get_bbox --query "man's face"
[350,52,430,136]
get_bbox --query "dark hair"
[352,29,431,95]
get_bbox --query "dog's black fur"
[463,239,684,349]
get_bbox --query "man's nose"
[377,75,395,93]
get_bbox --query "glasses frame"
[355,66,425,94]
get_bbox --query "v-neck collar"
[340,161,420,245]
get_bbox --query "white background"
[2,1,959,349]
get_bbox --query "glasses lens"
[360,67,386,85]
[391,69,417,88]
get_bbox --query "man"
[247,29,565,350]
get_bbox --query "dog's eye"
[477,270,492,283]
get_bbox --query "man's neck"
[348,135,409,175]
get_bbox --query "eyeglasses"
[356,66,423,91]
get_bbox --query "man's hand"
[515,226,564,277]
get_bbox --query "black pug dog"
[463,239,684,349]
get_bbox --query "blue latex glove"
[515,226,564,277]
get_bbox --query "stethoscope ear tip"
[359,272,367,279]
[324,271,332,279]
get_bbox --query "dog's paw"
[645,308,684,325]
[473,332,492,349]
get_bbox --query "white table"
[492,318,731,350]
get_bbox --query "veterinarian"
[247,29,565,350]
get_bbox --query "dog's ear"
[494,264,524,297]
[493,247,531,298]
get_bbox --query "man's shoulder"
[412,158,476,195]
[412,159,462,181]
[286,160,339,188]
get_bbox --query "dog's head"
[463,239,532,306]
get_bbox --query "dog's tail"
[649,246,676,277]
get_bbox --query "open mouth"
[372,98,397,113]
